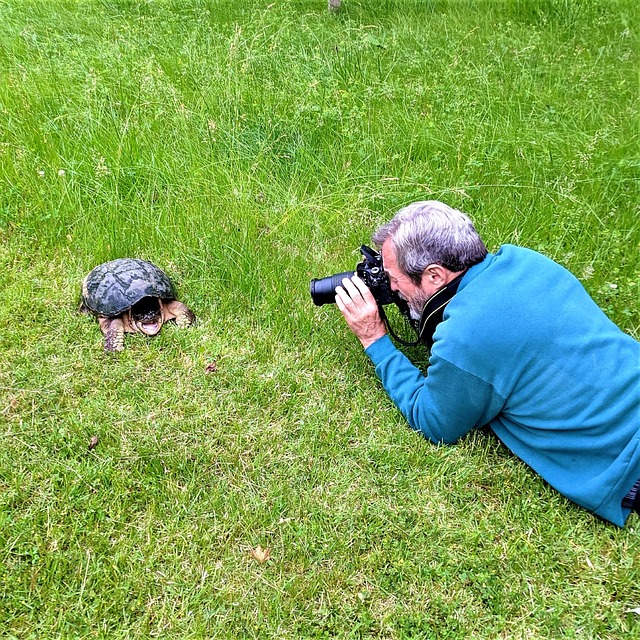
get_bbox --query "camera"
[310,244,421,346]
[310,245,396,307]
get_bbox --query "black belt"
[622,478,640,511]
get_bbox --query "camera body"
[354,245,396,305]
[310,245,395,307]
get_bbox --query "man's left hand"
[335,275,387,349]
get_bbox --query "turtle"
[80,258,195,352]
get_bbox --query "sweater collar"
[417,270,467,347]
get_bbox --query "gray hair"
[372,201,487,284]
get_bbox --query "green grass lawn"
[1,0,639,637]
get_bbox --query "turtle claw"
[175,310,195,329]
[101,317,125,352]
[105,333,125,352]
[165,301,195,329]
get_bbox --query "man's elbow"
[427,431,460,446]
[411,416,462,445]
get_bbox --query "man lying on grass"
[334,200,640,527]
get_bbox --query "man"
[334,201,640,526]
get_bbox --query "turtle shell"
[81,258,176,317]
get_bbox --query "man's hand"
[335,275,387,349]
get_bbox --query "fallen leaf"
[249,546,270,564]
[2,397,19,415]
[205,361,218,374]
[88,435,99,450]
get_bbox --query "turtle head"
[130,297,164,336]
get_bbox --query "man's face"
[381,240,439,320]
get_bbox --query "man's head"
[373,201,487,318]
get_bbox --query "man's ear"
[422,264,449,287]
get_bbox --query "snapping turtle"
[80,258,195,352]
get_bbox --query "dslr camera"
[310,245,397,307]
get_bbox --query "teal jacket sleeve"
[365,336,505,444]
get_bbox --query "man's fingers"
[335,285,349,308]
[336,276,378,314]
[351,275,373,298]
[340,277,362,301]
[350,275,377,303]
[341,275,375,300]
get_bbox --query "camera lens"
[310,271,354,306]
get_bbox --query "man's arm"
[366,336,505,444]
[335,275,503,443]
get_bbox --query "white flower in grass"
[95,157,110,177]
[37,169,45,177]
[58,169,65,176]
[581,265,594,280]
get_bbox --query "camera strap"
[417,271,467,348]
[378,297,420,347]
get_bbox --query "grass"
[1,0,639,637]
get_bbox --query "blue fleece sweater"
[365,245,640,526]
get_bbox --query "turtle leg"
[99,316,126,352]
[78,301,92,315]
[163,301,196,328]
